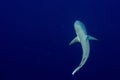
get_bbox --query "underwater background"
[0,0,120,80]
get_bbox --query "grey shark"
[69,20,97,75]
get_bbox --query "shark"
[69,20,97,75]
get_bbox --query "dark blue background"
[0,0,120,80]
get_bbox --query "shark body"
[69,20,97,75]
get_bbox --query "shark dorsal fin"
[69,36,80,45]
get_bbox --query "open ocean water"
[0,0,120,80]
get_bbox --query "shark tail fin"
[87,35,98,40]
[72,66,81,76]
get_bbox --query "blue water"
[0,0,120,80]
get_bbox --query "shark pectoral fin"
[69,37,80,46]
[87,35,98,40]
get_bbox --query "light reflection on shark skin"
[69,20,97,75]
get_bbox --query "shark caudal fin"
[72,66,81,75]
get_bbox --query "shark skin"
[69,20,97,76]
